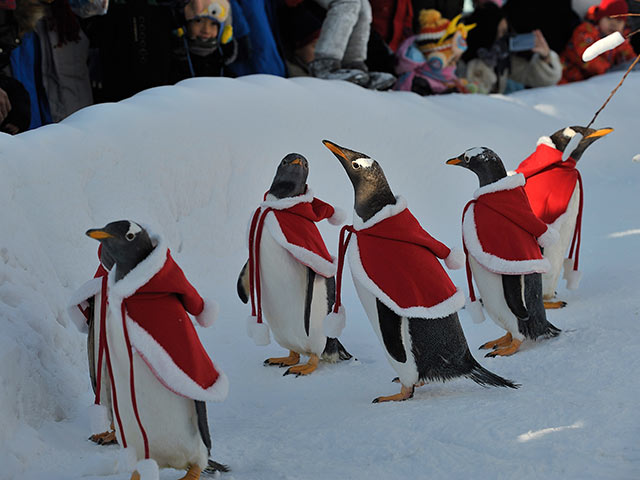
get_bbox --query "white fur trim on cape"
[324,305,346,337]
[67,277,103,332]
[353,196,407,230]
[466,299,486,324]
[537,226,559,248]
[473,174,525,199]
[135,459,159,480]
[536,135,554,148]
[566,269,581,290]
[125,316,229,402]
[328,207,347,226]
[196,297,218,328]
[563,258,574,281]
[261,188,315,210]
[246,315,270,345]
[463,204,551,274]
[347,240,465,318]
[444,248,465,270]
[263,213,337,278]
[88,403,110,434]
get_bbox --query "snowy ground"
[1,71,639,480]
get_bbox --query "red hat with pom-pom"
[588,0,628,22]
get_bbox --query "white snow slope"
[1,72,639,480]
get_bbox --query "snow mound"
[1,72,639,479]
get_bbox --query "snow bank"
[1,71,639,479]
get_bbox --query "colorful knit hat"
[415,10,476,60]
[185,0,230,23]
[587,0,628,22]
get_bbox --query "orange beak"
[86,229,113,240]
[322,140,348,161]
[585,127,614,139]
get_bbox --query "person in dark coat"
[90,0,185,102]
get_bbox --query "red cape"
[261,191,338,277]
[516,143,581,225]
[339,198,464,318]
[107,241,227,402]
[462,174,554,275]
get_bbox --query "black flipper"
[376,299,406,363]
[304,268,315,336]
[502,274,529,320]
[519,273,562,340]
[408,312,518,388]
[87,297,97,393]
[325,275,336,314]
[194,400,212,455]
[320,276,352,362]
[237,260,249,304]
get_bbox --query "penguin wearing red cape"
[515,126,613,308]
[447,147,561,357]
[324,140,517,403]
[81,221,228,480]
[237,153,352,376]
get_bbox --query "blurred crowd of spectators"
[1,0,638,134]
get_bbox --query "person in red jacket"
[560,0,635,83]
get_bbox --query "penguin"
[447,147,561,357]
[237,153,351,376]
[323,140,517,403]
[516,126,613,309]
[86,221,228,480]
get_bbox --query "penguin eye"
[281,159,287,166]
[351,161,361,170]
[126,233,136,241]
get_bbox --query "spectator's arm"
[510,50,563,87]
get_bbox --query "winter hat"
[587,0,628,22]
[184,0,233,50]
[415,9,475,58]
[185,0,230,23]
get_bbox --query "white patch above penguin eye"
[352,158,374,169]
[464,147,485,162]
[563,127,577,138]
[126,222,142,241]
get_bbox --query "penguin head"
[556,126,613,162]
[86,221,154,280]
[268,153,309,199]
[446,147,507,187]
[322,139,396,222]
